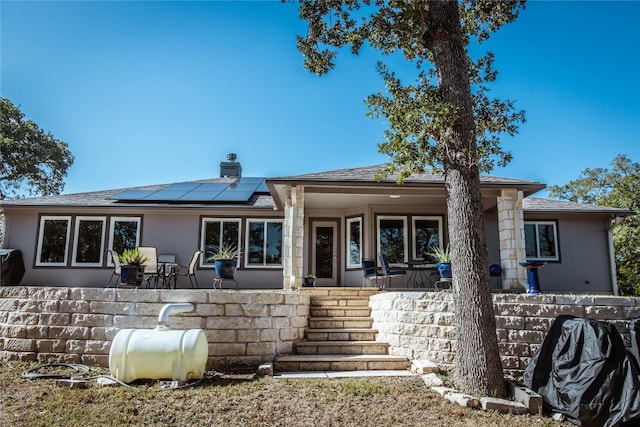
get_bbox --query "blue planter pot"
[437,262,452,279]
[121,264,144,285]
[214,259,237,279]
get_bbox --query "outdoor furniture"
[107,249,121,287]
[157,254,178,289]
[138,246,159,288]
[407,260,436,288]
[175,249,202,288]
[362,259,384,288]
[213,276,238,290]
[378,253,406,289]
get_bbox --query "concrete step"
[295,341,389,355]
[308,316,373,329]
[310,296,371,308]
[309,307,372,318]
[274,354,411,372]
[305,328,378,341]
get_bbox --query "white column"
[497,189,527,290]
[282,185,304,290]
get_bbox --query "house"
[0,154,633,294]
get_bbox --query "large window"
[72,216,106,266]
[246,219,283,267]
[524,221,559,261]
[377,215,444,265]
[201,218,241,267]
[36,216,71,266]
[413,216,443,263]
[108,217,141,262]
[346,217,362,268]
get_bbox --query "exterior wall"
[523,213,613,294]
[369,291,640,378]
[1,206,284,289]
[0,286,309,370]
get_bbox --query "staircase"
[274,288,411,372]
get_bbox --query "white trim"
[377,215,408,265]
[107,216,141,266]
[245,218,284,268]
[36,216,71,267]
[71,216,106,267]
[346,216,362,268]
[524,220,559,261]
[200,217,242,268]
[411,215,443,263]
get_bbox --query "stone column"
[497,189,527,290]
[282,185,305,289]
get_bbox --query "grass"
[0,361,572,427]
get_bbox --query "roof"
[523,197,636,216]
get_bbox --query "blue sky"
[1,1,639,197]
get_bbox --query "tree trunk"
[425,0,505,397]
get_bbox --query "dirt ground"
[0,361,573,427]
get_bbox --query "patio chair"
[378,253,406,289]
[107,249,121,287]
[138,246,159,288]
[362,259,384,288]
[175,249,202,288]
[158,254,178,288]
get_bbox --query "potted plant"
[118,247,149,285]
[208,244,241,279]
[429,245,452,280]
[303,274,316,288]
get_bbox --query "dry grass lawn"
[0,361,573,427]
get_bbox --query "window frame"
[411,215,444,265]
[245,218,283,269]
[346,216,363,269]
[376,215,408,265]
[71,216,107,267]
[107,216,142,266]
[524,220,560,261]
[200,217,242,268]
[36,215,72,267]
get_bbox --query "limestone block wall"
[369,291,640,378]
[0,287,309,371]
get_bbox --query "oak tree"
[0,97,74,199]
[549,155,640,296]
[297,0,527,396]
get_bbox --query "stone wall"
[0,287,309,371]
[369,291,640,378]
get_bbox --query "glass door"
[311,220,339,286]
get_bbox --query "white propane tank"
[109,328,208,383]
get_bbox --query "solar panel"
[213,191,254,202]
[143,190,190,201]
[107,190,154,200]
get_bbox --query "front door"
[311,220,339,286]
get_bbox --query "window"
[377,216,407,264]
[108,217,141,262]
[524,221,559,261]
[346,217,362,268]
[413,216,443,263]
[377,215,444,265]
[36,216,71,266]
[72,216,106,266]
[201,218,241,267]
[246,219,283,267]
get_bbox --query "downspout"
[607,216,624,296]
[513,191,530,290]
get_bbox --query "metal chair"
[175,249,202,288]
[138,246,159,288]
[378,253,406,289]
[362,259,384,288]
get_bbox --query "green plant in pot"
[118,247,149,285]
[208,244,241,279]
[428,245,452,280]
[303,274,316,288]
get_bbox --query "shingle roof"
[523,197,635,216]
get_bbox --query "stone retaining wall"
[369,291,640,378]
[0,287,309,371]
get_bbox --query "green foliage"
[207,243,241,261]
[0,97,74,199]
[118,247,149,265]
[549,155,640,295]
[296,0,526,181]
[428,244,451,263]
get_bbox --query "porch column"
[282,185,305,290]
[497,189,527,290]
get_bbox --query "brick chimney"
[219,153,242,177]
